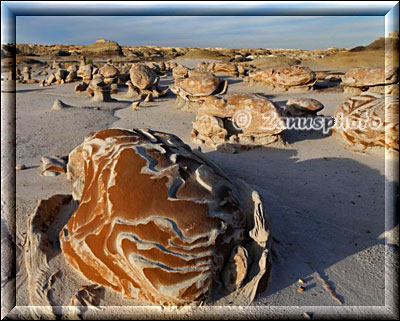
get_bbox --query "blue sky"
[15,15,388,49]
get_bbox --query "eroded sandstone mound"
[128,64,167,98]
[285,98,324,116]
[82,38,123,57]
[333,93,399,152]
[244,65,316,91]
[191,93,285,149]
[198,62,240,76]
[341,67,399,96]
[59,128,272,305]
[171,75,228,112]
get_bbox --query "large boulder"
[333,93,399,151]
[59,128,272,305]
[245,65,316,91]
[192,93,285,148]
[341,67,398,87]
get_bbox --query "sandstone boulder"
[191,93,285,147]
[60,128,272,305]
[333,93,399,152]
[171,75,228,112]
[285,98,324,116]
[341,67,398,87]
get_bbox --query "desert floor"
[4,57,398,318]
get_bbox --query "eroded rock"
[341,67,399,96]
[285,98,324,116]
[170,75,228,112]
[51,99,71,111]
[88,76,114,102]
[245,65,316,91]
[59,128,272,305]
[333,93,399,152]
[191,93,285,147]
[128,64,167,98]
[41,155,68,176]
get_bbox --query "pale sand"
[5,57,398,318]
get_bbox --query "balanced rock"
[88,76,114,102]
[100,64,120,84]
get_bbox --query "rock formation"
[87,76,114,102]
[51,99,71,111]
[170,75,228,112]
[172,64,190,79]
[100,63,120,84]
[41,155,68,176]
[24,194,77,309]
[198,62,240,76]
[341,67,399,96]
[285,98,324,116]
[191,93,285,148]
[22,66,38,84]
[244,65,316,91]
[55,69,68,84]
[59,128,272,305]
[82,38,123,57]
[128,64,168,98]
[333,93,399,152]
[77,64,94,83]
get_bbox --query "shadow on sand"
[204,146,395,305]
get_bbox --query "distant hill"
[350,31,399,52]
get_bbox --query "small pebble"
[16,164,26,170]
[298,278,305,285]
[297,286,305,293]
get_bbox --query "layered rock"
[333,93,399,151]
[82,38,123,57]
[198,62,240,76]
[191,93,285,148]
[341,67,399,96]
[244,65,316,91]
[77,64,93,83]
[172,64,190,79]
[128,64,167,98]
[170,75,228,112]
[285,98,324,116]
[87,76,114,102]
[21,66,38,84]
[60,128,272,305]
[100,64,120,84]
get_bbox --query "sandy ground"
[2,57,398,318]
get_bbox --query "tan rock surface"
[59,128,272,305]
[341,67,398,87]
[333,93,399,151]
[192,93,285,147]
